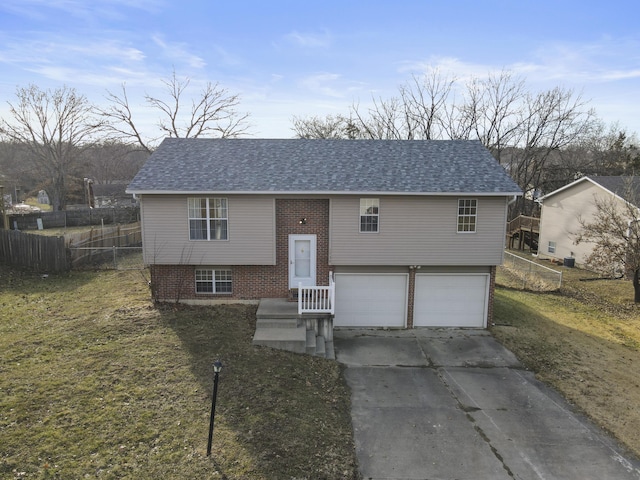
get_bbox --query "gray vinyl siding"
[329,196,507,266]
[140,194,275,265]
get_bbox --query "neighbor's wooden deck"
[506,215,540,252]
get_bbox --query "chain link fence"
[66,222,144,270]
[68,246,144,270]
[500,251,563,291]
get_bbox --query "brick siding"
[406,268,416,328]
[150,199,330,302]
[487,265,496,327]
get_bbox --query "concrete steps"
[252,323,308,354]
[252,298,334,359]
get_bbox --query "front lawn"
[0,267,358,479]
[493,260,640,457]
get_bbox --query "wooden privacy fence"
[0,230,69,272]
[9,206,139,231]
[0,222,142,272]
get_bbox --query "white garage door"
[414,274,489,327]
[334,274,407,327]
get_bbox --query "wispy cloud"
[300,73,341,97]
[74,41,146,62]
[25,65,126,87]
[284,30,332,48]
[300,72,365,98]
[528,38,640,84]
[0,33,153,90]
[401,56,497,83]
[0,35,145,66]
[0,0,164,21]
[404,37,640,88]
[151,35,206,69]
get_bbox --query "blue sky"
[1,0,639,140]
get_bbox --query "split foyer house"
[538,175,640,267]
[127,138,521,329]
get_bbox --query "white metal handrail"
[298,273,335,314]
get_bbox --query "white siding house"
[538,176,640,267]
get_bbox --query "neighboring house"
[37,190,50,205]
[537,176,640,266]
[127,138,521,329]
[92,182,137,207]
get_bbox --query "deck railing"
[507,215,540,234]
[298,273,335,314]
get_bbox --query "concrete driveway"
[335,328,640,480]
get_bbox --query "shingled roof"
[540,176,640,206]
[591,176,640,200]
[127,138,521,196]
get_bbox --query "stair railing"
[298,273,335,314]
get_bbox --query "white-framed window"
[548,241,556,254]
[188,197,228,240]
[195,269,232,294]
[457,198,477,233]
[360,198,379,233]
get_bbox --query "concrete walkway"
[335,328,640,480]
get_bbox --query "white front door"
[289,234,316,288]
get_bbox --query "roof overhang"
[537,176,595,203]
[537,176,639,208]
[126,189,522,197]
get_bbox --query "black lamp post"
[206,360,223,457]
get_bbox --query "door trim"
[288,234,317,289]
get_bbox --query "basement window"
[195,269,232,294]
[548,241,556,254]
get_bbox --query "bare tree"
[574,178,640,302]
[368,73,597,216]
[290,69,599,217]
[398,71,455,140]
[84,141,149,184]
[444,73,596,216]
[0,84,104,210]
[578,124,640,176]
[350,69,455,140]
[291,114,357,139]
[540,123,640,194]
[451,71,525,160]
[351,96,405,139]
[0,140,28,200]
[99,71,251,153]
[513,87,596,214]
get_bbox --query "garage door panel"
[335,274,407,327]
[414,274,488,327]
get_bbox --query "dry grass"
[28,226,95,237]
[0,266,358,479]
[493,256,640,457]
